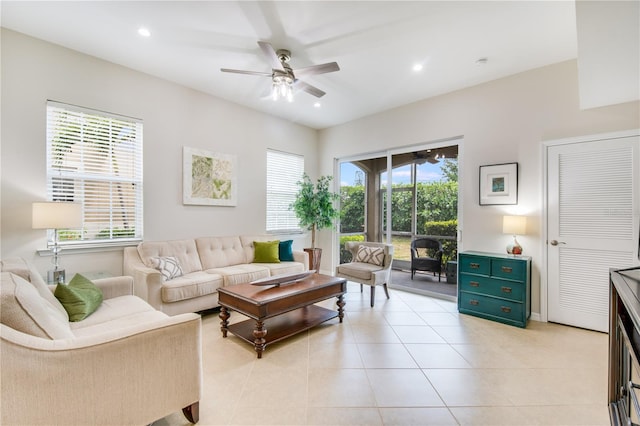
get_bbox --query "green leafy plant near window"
[291,174,340,249]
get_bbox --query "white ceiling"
[1,1,578,129]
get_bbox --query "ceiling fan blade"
[293,62,340,78]
[220,68,272,77]
[257,41,285,71]
[295,80,326,98]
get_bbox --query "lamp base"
[506,236,523,255]
[48,269,65,284]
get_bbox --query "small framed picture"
[479,162,518,205]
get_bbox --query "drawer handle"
[469,299,479,306]
[501,286,512,293]
[501,306,512,313]
[470,262,480,269]
[501,266,513,273]
[469,281,480,287]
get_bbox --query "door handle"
[550,240,566,246]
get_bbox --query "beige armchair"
[0,258,202,425]
[335,241,394,307]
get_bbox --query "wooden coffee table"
[217,273,346,358]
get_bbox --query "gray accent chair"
[335,241,394,307]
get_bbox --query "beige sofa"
[124,235,309,315]
[0,257,202,426]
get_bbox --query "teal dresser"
[458,251,531,328]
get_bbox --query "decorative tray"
[250,270,316,287]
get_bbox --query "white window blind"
[266,150,304,232]
[46,101,143,245]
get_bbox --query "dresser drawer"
[459,292,524,323]
[491,258,526,281]
[458,255,490,275]
[459,274,524,302]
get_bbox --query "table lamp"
[503,215,526,255]
[32,202,82,284]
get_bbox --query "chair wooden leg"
[383,283,390,299]
[370,286,375,307]
[182,401,199,424]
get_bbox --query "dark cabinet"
[609,267,640,425]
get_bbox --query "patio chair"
[410,238,444,281]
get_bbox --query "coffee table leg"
[253,320,267,359]
[337,294,346,323]
[219,306,230,338]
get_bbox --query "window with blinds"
[266,149,304,233]
[46,101,143,245]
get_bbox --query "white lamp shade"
[32,202,83,229]
[503,215,527,235]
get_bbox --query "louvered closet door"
[547,135,639,332]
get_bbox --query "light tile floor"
[155,282,609,426]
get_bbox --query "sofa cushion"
[253,240,280,263]
[240,235,276,265]
[208,264,270,286]
[355,245,385,266]
[278,240,294,262]
[336,262,383,281]
[195,236,246,269]
[54,274,104,322]
[1,272,73,339]
[69,294,165,336]
[1,257,69,320]
[263,261,305,276]
[161,271,224,303]
[137,239,203,274]
[150,256,184,281]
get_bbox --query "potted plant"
[291,173,340,271]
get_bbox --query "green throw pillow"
[54,273,104,322]
[279,240,294,262]
[254,240,280,263]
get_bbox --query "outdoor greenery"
[339,158,458,263]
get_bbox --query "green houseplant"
[291,173,340,271]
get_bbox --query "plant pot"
[303,248,322,272]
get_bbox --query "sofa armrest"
[0,313,202,425]
[47,276,134,300]
[93,276,134,299]
[293,250,309,271]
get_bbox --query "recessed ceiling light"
[138,27,151,38]
[313,102,321,108]
[412,63,423,72]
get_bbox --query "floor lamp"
[32,202,83,284]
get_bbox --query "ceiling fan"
[221,41,340,101]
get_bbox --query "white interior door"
[547,133,640,332]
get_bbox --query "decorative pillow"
[254,240,280,263]
[54,274,104,322]
[150,256,183,281]
[279,240,294,262]
[1,272,74,339]
[355,245,385,266]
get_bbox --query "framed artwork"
[479,162,518,205]
[183,147,237,206]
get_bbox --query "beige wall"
[318,60,640,315]
[1,29,318,277]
